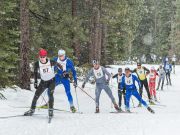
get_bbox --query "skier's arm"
[112,74,118,79]
[170,65,172,72]
[133,75,141,88]
[132,68,136,73]
[50,59,63,70]
[144,66,150,74]
[34,61,39,83]
[102,67,111,81]
[68,59,77,81]
[84,68,93,84]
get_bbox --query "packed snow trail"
[0,65,180,135]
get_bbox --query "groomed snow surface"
[0,64,180,135]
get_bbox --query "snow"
[0,64,180,135]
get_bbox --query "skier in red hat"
[24,49,62,118]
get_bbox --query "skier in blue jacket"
[112,68,126,108]
[54,49,77,113]
[120,67,154,113]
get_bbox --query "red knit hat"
[39,49,47,56]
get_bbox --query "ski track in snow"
[0,64,180,135]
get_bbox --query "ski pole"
[77,86,96,102]
[74,87,80,112]
[40,89,47,106]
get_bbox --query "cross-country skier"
[82,60,120,113]
[120,67,155,113]
[24,49,62,117]
[133,63,153,106]
[148,67,158,101]
[164,61,172,85]
[54,49,77,113]
[157,65,166,90]
[112,68,126,108]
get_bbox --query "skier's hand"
[82,82,85,88]
[73,80,77,88]
[57,63,63,70]
[106,79,110,85]
[34,82,38,89]
[63,71,69,78]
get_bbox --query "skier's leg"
[103,85,116,104]
[152,82,157,100]
[125,90,132,111]
[166,73,169,85]
[149,82,153,98]
[161,76,165,90]
[123,88,126,106]
[168,72,172,85]
[139,80,143,98]
[157,77,161,90]
[132,90,148,107]
[144,79,152,101]
[31,81,47,109]
[62,79,74,107]
[48,79,55,109]
[118,89,122,107]
[95,85,102,108]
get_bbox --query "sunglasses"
[40,56,46,58]
[59,55,64,57]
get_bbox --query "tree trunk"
[89,0,102,63]
[19,0,31,90]
[72,0,80,62]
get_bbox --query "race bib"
[39,60,55,81]
[57,58,67,71]
[93,67,104,79]
[149,73,155,79]
[137,68,146,80]
[125,75,133,85]
[118,75,122,83]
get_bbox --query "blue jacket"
[54,57,77,81]
[164,63,172,73]
[120,74,141,91]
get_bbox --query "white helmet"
[58,49,66,56]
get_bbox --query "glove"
[34,82,38,89]
[63,71,69,78]
[82,82,86,88]
[106,79,110,85]
[57,63,63,70]
[73,80,77,88]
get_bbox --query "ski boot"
[114,103,122,112]
[154,96,158,102]
[24,109,35,116]
[70,106,76,113]
[125,108,131,113]
[39,103,48,109]
[149,99,155,105]
[48,109,54,117]
[138,103,142,107]
[95,107,99,113]
[147,107,155,114]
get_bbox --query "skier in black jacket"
[24,49,62,117]
[112,68,126,108]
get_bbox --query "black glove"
[73,80,77,88]
[34,82,38,89]
[82,82,86,88]
[63,71,69,78]
[57,63,63,70]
